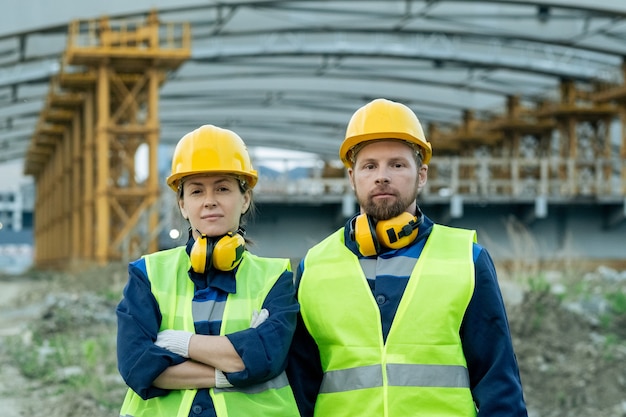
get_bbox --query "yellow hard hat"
[339,98,432,167]
[166,124,258,191]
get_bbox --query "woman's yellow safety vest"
[120,246,300,417]
[299,224,478,417]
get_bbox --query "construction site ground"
[0,262,625,417]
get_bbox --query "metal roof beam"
[191,34,620,82]
[0,60,59,88]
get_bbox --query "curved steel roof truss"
[1,0,626,162]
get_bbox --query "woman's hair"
[238,179,257,228]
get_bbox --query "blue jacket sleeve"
[462,246,528,416]
[116,259,186,400]
[225,269,299,387]
[286,259,323,417]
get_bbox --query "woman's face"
[178,174,251,239]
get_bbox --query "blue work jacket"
[116,237,299,417]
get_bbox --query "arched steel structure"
[1,0,626,161]
[2,1,626,267]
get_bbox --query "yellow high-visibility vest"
[299,224,478,417]
[120,246,299,417]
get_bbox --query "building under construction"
[0,2,624,270]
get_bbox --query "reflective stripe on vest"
[119,246,299,417]
[214,371,291,394]
[358,255,418,280]
[299,224,478,417]
[192,298,226,323]
[319,363,470,393]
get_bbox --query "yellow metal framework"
[24,11,190,268]
[427,74,626,199]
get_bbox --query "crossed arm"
[153,334,244,389]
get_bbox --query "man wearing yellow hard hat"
[287,99,528,417]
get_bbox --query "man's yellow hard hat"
[339,98,432,167]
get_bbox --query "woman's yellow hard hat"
[166,124,258,191]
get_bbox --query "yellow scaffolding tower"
[24,11,191,268]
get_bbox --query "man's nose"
[375,168,391,184]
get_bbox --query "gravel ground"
[1,264,625,417]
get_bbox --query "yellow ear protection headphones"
[189,228,246,273]
[350,210,423,257]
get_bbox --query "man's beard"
[358,185,419,221]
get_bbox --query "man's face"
[348,140,428,220]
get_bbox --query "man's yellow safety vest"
[299,224,478,417]
[119,246,300,417]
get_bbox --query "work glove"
[214,369,234,388]
[250,308,269,328]
[155,329,193,358]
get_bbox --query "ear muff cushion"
[213,232,246,271]
[376,212,419,250]
[190,235,210,273]
[353,214,380,257]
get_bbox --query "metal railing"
[66,13,190,52]
[253,157,626,203]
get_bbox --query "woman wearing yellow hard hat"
[117,125,300,417]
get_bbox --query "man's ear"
[418,164,428,190]
[347,167,356,191]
